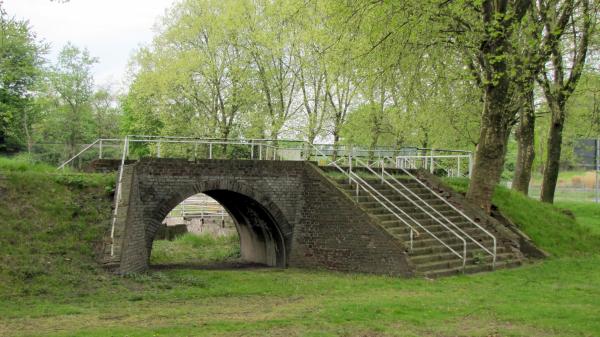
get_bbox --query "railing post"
[457,156,461,177]
[250,141,254,159]
[110,135,129,257]
[99,139,103,159]
[194,142,198,160]
[430,150,435,174]
[348,152,353,185]
[468,152,473,179]
[209,143,212,159]
[259,144,262,160]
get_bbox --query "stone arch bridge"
[103,158,414,276]
[101,158,539,277]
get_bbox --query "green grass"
[530,170,589,184]
[150,233,240,265]
[1,157,600,336]
[0,156,116,299]
[445,178,600,256]
[556,201,600,235]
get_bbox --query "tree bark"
[540,102,565,203]
[466,83,513,213]
[512,87,536,194]
[465,0,530,213]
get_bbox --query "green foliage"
[0,12,46,152]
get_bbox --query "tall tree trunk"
[540,102,565,203]
[466,84,513,213]
[512,87,536,194]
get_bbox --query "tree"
[0,9,46,152]
[457,0,532,212]
[126,0,258,149]
[46,43,98,157]
[243,0,300,141]
[511,0,583,195]
[91,86,121,139]
[537,0,597,203]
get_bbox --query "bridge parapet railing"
[57,136,473,177]
[396,151,473,178]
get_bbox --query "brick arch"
[145,179,292,268]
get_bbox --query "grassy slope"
[555,201,600,235]
[0,157,117,299]
[1,158,599,336]
[445,178,600,257]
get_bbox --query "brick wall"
[107,158,414,276]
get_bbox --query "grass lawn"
[1,157,600,336]
[151,233,241,265]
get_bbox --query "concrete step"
[366,205,456,216]
[341,185,433,196]
[422,260,522,278]
[409,244,508,257]
[373,212,465,223]
[334,178,423,188]
[414,253,517,272]
[410,250,514,265]
[359,199,450,210]
[408,235,494,249]
[393,227,488,242]
[384,221,489,237]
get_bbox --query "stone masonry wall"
[107,158,414,276]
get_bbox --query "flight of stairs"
[333,175,522,278]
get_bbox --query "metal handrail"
[381,168,495,266]
[308,144,421,251]
[110,136,130,257]
[385,158,497,268]
[57,139,101,170]
[381,168,496,265]
[352,159,467,268]
[348,172,420,251]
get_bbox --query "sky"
[3,0,177,90]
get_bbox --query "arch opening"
[149,190,287,269]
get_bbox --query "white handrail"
[381,168,495,267]
[353,159,467,268]
[308,143,421,252]
[387,159,497,268]
[109,136,129,257]
[57,139,101,170]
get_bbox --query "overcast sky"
[3,0,177,90]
